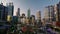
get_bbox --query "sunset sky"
[0,0,60,18]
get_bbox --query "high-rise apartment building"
[36,11,41,22]
[53,2,60,27]
[36,11,42,27]
[54,4,58,22]
[44,5,55,23]
[54,2,60,22]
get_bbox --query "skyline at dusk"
[0,0,60,18]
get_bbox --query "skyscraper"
[16,8,20,17]
[44,5,55,23]
[16,8,21,31]
[54,4,58,22]
[7,2,14,22]
[27,8,30,18]
[16,8,20,23]
[7,2,14,16]
[54,2,60,27]
[36,11,42,27]
[36,11,41,22]
[0,3,8,21]
[54,2,60,22]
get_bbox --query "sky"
[0,0,60,19]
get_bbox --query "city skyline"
[0,0,60,19]
[0,0,60,34]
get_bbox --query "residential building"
[36,11,42,27]
[44,5,55,23]
[54,2,60,22]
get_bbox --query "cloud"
[0,0,6,5]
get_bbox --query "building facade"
[36,11,42,27]
[54,2,60,22]
[0,3,8,21]
[27,9,30,18]
[30,15,35,25]
[6,2,14,23]
[16,8,20,17]
[20,13,26,24]
[36,11,41,22]
[44,5,55,23]
[54,4,58,22]
[7,2,14,16]
[16,8,20,23]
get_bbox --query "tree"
[10,25,15,33]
